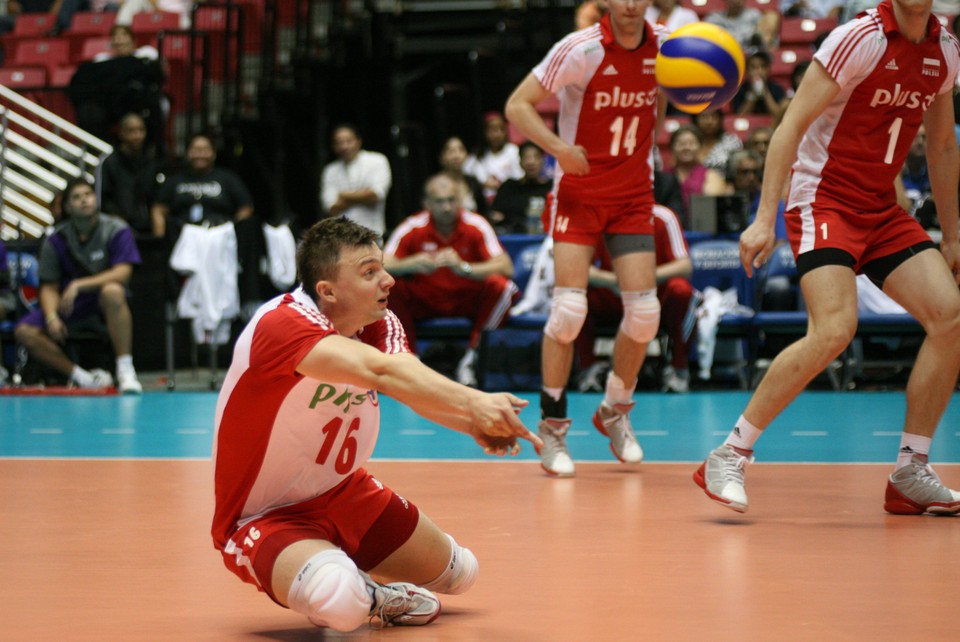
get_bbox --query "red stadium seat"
[780,16,839,46]
[11,39,71,77]
[78,36,112,61]
[131,11,181,46]
[49,66,77,88]
[724,114,774,141]
[69,11,117,36]
[0,67,47,89]
[12,13,54,36]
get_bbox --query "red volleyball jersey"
[383,210,506,298]
[790,0,959,229]
[211,289,409,555]
[533,14,669,205]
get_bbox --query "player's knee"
[545,288,587,344]
[422,535,479,595]
[620,290,660,343]
[287,549,371,632]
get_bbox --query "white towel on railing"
[696,286,754,380]
[170,223,239,344]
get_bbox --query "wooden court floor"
[2,458,957,641]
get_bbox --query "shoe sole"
[540,462,575,478]
[693,463,748,513]
[883,482,960,515]
[592,412,642,464]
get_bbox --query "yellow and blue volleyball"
[655,23,745,115]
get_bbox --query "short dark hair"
[518,140,544,157]
[62,177,95,202]
[297,218,380,298]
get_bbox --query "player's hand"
[556,145,589,176]
[407,252,438,274]
[739,220,777,278]
[434,247,462,268]
[468,393,541,456]
[940,238,960,286]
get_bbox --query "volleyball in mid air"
[655,22,745,115]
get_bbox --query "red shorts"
[785,203,931,272]
[549,190,654,246]
[220,468,420,602]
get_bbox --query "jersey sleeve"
[249,305,338,379]
[533,31,590,94]
[938,32,960,95]
[814,17,885,87]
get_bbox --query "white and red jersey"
[533,14,668,205]
[789,0,960,214]
[211,288,410,553]
[653,204,689,265]
[383,210,506,298]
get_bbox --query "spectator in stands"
[0,237,13,386]
[438,136,487,218]
[705,0,778,50]
[731,50,787,117]
[69,24,165,151]
[463,112,523,205]
[320,123,392,236]
[100,112,161,236]
[116,0,192,29]
[691,109,743,172]
[645,0,699,33]
[151,133,253,243]
[774,59,811,128]
[745,126,773,161]
[667,124,728,220]
[654,168,687,223]
[782,0,844,18]
[383,174,518,387]
[574,0,603,30]
[725,149,764,212]
[901,125,931,214]
[14,178,142,393]
[489,141,553,235]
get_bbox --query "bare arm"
[151,203,169,238]
[235,205,254,222]
[59,263,134,317]
[296,335,541,454]
[505,74,589,176]
[656,257,693,284]
[740,61,840,276]
[922,90,960,280]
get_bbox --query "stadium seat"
[77,36,112,61]
[131,11,181,46]
[11,39,71,77]
[0,67,47,90]
[724,114,774,141]
[12,13,54,36]
[69,11,116,36]
[683,0,725,19]
[769,46,814,83]
[780,16,838,47]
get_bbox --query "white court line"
[102,428,135,435]
[791,431,828,437]
[29,428,63,435]
[872,431,901,437]
[400,429,436,436]
[711,430,727,436]
[635,430,668,436]
[569,430,590,437]
[175,429,209,435]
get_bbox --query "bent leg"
[14,322,75,377]
[882,250,960,438]
[742,266,858,428]
[100,282,133,357]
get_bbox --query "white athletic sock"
[116,354,135,374]
[71,365,94,387]
[603,371,636,407]
[896,433,931,469]
[724,415,762,452]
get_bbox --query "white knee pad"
[620,289,661,343]
[287,549,371,632]
[545,288,588,344]
[421,534,479,595]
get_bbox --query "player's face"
[426,181,462,229]
[440,138,468,171]
[333,243,395,323]
[893,0,932,15]
[603,0,650,26]
[65,184,97,219]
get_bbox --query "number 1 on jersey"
[609,116,639,156]
[884,117,902,165]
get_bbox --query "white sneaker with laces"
[537,418,575,477]
[362,573,441,628]
[661,366,690,393]
[884,455,960,515]
[694,444,754,513]
[592,401,643,464]
[117,368,143,395]
[86,368,114,390]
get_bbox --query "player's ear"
[316,280,336,304]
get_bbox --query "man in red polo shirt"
[384,174,519,386]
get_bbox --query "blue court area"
[2,391,959,463]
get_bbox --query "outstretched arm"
[297,335,541,455]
